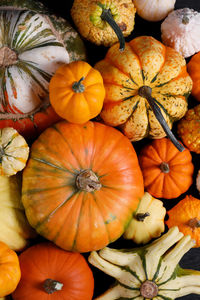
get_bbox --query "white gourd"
[161,8,200,58]
[133,0,176,21]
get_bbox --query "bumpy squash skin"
[0,0,86,139]
[22,121,144,253]
[95,36,192,141]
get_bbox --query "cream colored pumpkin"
[124,192,166,244]
[133,0,176,21]
[0,127,29,176]
[0,174,36,251]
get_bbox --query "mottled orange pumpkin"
[177,104,200,154]
[49,61,105,124]
[22,121,144,252]
[139,138,194,199]
[166,195,200,247]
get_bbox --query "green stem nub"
[99,3,125,52]
[138,86,185,152]
[72,77,85,93]
[43,279,63,294]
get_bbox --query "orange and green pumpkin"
[22,121,144,252]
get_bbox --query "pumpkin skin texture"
[12,242,94,300]
[177,104,200,154]
[139,138,194,199]
[49,61,105,124]
[0,241,21,297]
[0,127,29,176]
[0,174,36,251]
[187,51,200,102]
[95,36,192,142]
[124,192,166,244]
[166,196,200,248]
[22,121,144,253]
[0,0,86,139]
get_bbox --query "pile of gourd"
[1,0,200,299]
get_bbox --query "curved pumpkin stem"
[98,3,125,51]
[138,86,185,152]
[135,212,150,222]
[72,77,85,93]
[43,279,63,294]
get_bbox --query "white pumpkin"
[161,8,200,58]
[133,0,176,21]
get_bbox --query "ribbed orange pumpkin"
[139,138,194,199]
[22,121,144,252]
[187,51,200,102]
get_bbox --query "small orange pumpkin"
[187,51,200,102]
[139,138,194,199]
[49,61,105,124]
[166,195,200,247]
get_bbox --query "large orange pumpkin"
[22,121,144,252]
[139,138,194,199]
[12,242,94,300]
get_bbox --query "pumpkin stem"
[72,77,85,93]
[0,46,18,67]
[43,279,63,294]
[182,15,190,24]
[136,212,150,222]
[138,86,185,152]
[187,218,200,229]
[98,3,125,51]
[160,162,170,173]
[140,280,158,298]
[76,169,102,192]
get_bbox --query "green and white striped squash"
[89,227,200,300]
[0,0,86,138]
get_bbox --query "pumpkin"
[177,104,200,154]
[22,121,144,253]
[161,8,200,58]
[133,0,176,22]
[0,127,29,176]
[139,137,194,199]
[49,61,105,124]
[0,174,36,251]
[95,36,192,151]
[71,0,136,51]
[12,242,94,300]
[187,51,200,102]
[0,241,21,297]
[166,195,200,247]
[0,0,86,139]
[124,192,166,244]
[89,227,200,300]
[197,170,200,193]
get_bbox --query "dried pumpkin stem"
[187,218,200,229]
[72,76,85,93]
[76,169,102,192]
[98,3,125,52]
[43,279,63,294]
[136,212,150,222]
[182,15,190,24]
[138,86,185,152]
[0,46,18,67]
[160,162,170,173]
[140,280,158,298]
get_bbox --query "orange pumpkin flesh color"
[12,242,94,300]
[166,195,200,247]
[139,138,194,199]
[49,61,105,124]
[187,51,200,102]
[0,241,21,297]
[22,121,144,252]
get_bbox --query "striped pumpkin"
[0,0,86,138]
[22,121,144,253]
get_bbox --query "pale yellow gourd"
[124,192,166,244]
[133,0,176,21]
[0,174,36,251]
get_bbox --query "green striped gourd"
[89,227,200,300]
[0,0,86,138]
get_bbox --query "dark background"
[37,1,200,299]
